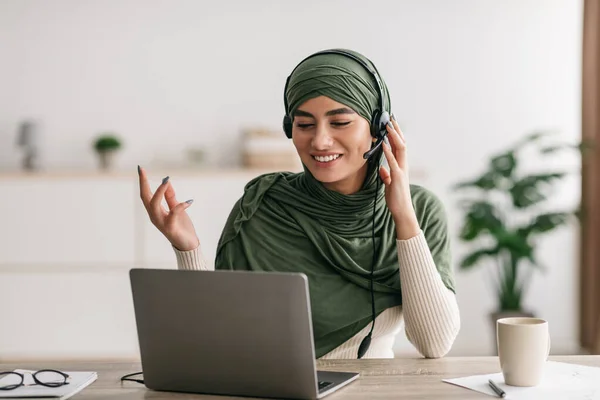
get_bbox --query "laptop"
[129,268,359,399]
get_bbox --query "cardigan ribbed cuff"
[173,245,208,271]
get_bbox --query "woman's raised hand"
[138,166,200,251]
[379,115,421,240]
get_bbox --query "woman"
[138,49,460,359]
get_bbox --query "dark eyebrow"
[293,108,356,118]
[325,108,356,117]
[294,110,314,118]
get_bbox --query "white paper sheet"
[443,361,600,399]
[0,369,97,399]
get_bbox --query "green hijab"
[215,49,455,358]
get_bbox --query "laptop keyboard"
[318,381,334,392]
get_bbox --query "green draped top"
[214,167,455,358]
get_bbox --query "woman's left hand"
[379,115,421,239]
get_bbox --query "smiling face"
[291,96,374,195]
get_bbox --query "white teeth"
[313,154,341,163]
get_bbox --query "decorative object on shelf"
[451,132,584,329]
[16,120,40,171]
[186,146,208,169]
[93,133,122,170]
[242,127,300,171]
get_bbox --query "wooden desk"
[1,356,599,399]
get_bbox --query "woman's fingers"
[386,120,405,161]
[379,166,392,186]
[149,176,171,223]
[385,123,397,156]
[138,167,166,227]
[139,167,178,212]
[138,166,153,209]
[386,117,407,172]
[170,199,194,215]
[138,168,195,249]
[164,182,179,210]
[391,114,405,144]
[382,141,399,172]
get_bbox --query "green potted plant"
[452,132,582,324]
[93,133,122,170]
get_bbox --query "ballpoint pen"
[488,379,506,398]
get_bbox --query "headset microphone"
[363,129,389,160]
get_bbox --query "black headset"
[282,50,390,359]
[282,49,390,160]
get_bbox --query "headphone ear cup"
[377,111,390,138]
[370,110,390,139]
[370,110,381,138]
[282,116,293,138]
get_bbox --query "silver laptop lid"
[129,268,320,399]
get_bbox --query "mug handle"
[546,336,552,360]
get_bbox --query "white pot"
[97,150,117,170]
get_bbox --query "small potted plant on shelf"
[93,133,122,170]
[451,132,582,326]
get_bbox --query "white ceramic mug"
[496,317,551,386]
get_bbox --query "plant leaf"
[490,152,516,178]
[542,140,593,157]
[540,143,580,154]
[523,252,546,271]
[495,230,534,261]
[453,170,502,191]
[509,173,565,208]
[459,201,504,241]
[513,131,554,150]
[574,206,583,222]
[459,247,499,270]
[527,212,570,233]
[579,139,595,155]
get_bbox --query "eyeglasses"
[0,369,70,390]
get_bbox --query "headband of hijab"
[285,48,391,127]
[215,50,455,358]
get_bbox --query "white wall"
[0,0,583,359]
